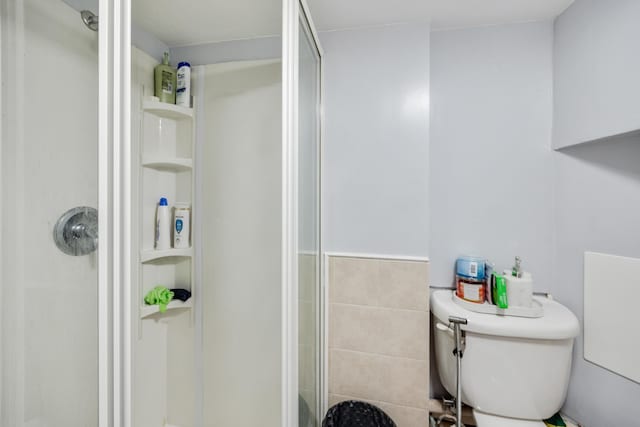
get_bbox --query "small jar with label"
[456,275,486,303]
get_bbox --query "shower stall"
[0,0,323,426]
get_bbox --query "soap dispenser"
[512,256,522,278]
[154,52,176,104]
[505,256,533,307]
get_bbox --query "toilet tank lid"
[430,290,580,340]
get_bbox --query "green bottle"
[154,52,176,104]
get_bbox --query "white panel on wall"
[320,24,430,257]
[552,136,640,427]
[429,22,554,288]
[553,0,640,148]
[584,252,640,384]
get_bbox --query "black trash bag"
[322,400,396,427]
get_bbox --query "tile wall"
[327,255,430,427]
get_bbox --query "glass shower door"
[1,0,101,425]
[298,3,322,426]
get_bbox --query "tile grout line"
[328,347,429,363]
[330,301,429,314]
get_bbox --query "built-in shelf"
[142,157,193,172]
[143,100,194,120]
[140,248,193,263]
[140,299,193,319]
[136,92,195,326]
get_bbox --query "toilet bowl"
[431,290,580,427]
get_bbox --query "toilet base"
[473,410,545,427]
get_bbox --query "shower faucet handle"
[53,206,98,256]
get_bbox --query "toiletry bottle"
[155,197,171,250]
[176,62,191,108]
[154,52,176,104]
[493,274,509,309]
[485,261,495,304]
[173,204,191,249]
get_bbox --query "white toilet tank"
[431,290,580,421]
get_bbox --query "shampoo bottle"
[173,204,191,249]
[154,52,176,104]
[176,62,191,108]
[155,197,171,250]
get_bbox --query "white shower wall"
[200,60,283,427]
[1,0,99,425]
[129,45,287,427]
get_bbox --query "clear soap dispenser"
[154,52,176,104]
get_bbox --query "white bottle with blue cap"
[155,197,171,250]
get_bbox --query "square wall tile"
[329,349,428,409]
[329,303,428,360]
[377,259,429,311]
[330,256,381,306]
[329,256,428,311]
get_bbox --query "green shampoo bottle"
[154,52,176,104]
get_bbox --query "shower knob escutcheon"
[53,206,98,256]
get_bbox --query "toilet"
[431,290,580,426]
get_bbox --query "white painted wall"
[1,0,98,425]
[429,22,554,288]
[552,136,640,426]
[428,17,640,427]
[200,60,282,427]
[553,0,640,148]
[320,24,430,257]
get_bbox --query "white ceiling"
[132,0,282,47]
[130,0,574,47]
[307,0,575,32]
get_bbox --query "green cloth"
[544,413,566,427]
[144,286,174,313]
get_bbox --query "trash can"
[322,400,396,427]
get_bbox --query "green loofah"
[144,286,174,313]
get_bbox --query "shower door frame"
[99,0,132,426]
[282,0,325,425]
[103,0,325,425]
